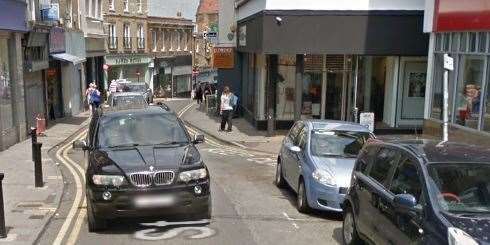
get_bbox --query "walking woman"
[220,86,235,132]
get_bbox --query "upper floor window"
[109,0,115,11]
[151,30,157,51]
[108,23,117,49]
[123,0,129,12]
[123,24,131,48]
[137,0,142,13]
[138,25,145,49]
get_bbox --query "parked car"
[73,105,210,231]
[275,120,374,213]
[123,82,153,103]
[342,139,490,245]
[107,92,147,107]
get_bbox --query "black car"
[73,105,210,232]
[107,92,147,107]
[342,139,490,245]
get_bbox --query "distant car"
[107,92,147,107]
[73,105,210,232]
[121,82,153,103]
[342,140,490,245]
[275,120,373,213]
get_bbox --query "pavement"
[0,113,89,244]
[165,98,286,155]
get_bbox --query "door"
[398,60,427,124]
[325,72,344,120]
[282,122,303,184]
[290,127,308,191]
[379,156,425,245]
[361,147,401,244]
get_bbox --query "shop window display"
[275,55,296,120]
[0,38,13,131]
[455,56,484,129]
[485,81,490,132]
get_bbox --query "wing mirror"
[73,139,89,151]
[393,194,422,216]
[193,134,205,144]
[288,145,301,153]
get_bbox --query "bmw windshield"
[97,113,189,148]
[428,163,490,215]
[310,130,372,158]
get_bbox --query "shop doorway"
[325,72,344,120]
[397,58,427,126]
[46,66,63,120]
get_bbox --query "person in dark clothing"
[196,85,203,104]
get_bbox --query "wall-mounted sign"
[105,56,152,66]
[359,112,375,133]
[238,25,246,46]
[213,47,234,69]
[49,27,65,54]
[204,32,218,44]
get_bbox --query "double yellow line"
[53,130,88,245]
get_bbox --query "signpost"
[359,112,375,133]
[442,54,454,142]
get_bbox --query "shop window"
[460,33,468,52]
[469,33,477,53]
[276,55,296,120]
[431,54,454,121]
[303,55,323,118]
[451,33,459,52]
[0,38,13,131]
[478,32,487,53]
[443,33,450,52]
[435,33,443,52]
[484,73,490,132]
[455,56,484,129]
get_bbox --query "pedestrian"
[220,86,236,132]
[204,84,211,103]
[196,84,203,104]
[89,83,101,116]
[109,79,118,94]
[85,83,95,114]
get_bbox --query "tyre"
[297,179,311,213]
[87,199,107,232]
[275,159,286,188]
[343,206,363,245]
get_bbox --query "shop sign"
[359,112,375,133]
[213,47,234,69]
[105,56,152,66]
[204,32,218,44]
[238,26,246,46]
[49,27,65,54]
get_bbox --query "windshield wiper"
[153,141,188,147]
[320,153,347,158]
[107,143,140,148]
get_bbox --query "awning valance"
[51,53,86,65]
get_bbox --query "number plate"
[134,195,175,208]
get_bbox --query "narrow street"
[36,100,343,245]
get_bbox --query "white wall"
[383,57,399,127]
[218,0,237,46]
[61,63,84,116]
[238,0,425,20]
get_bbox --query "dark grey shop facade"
[228,10,429,132]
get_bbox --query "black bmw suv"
[343,139,490,245]
[73,105,210,232]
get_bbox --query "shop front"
[105,54,152,85]
[424,0,490,146]
[237,10,429,132]
[85,37,106,94]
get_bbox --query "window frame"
[123,0,129,12]
[386,155,424,203]
[109,0,114,11]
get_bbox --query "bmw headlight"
[179,168,208,182]
[448,227,478,245]
[92,175,126,187]
[312,169,336,186]
[183,146,201,165]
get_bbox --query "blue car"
[275,120,374,213]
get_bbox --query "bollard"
[0,173,6,238]
[30,127,37,162]
[33,142,43,188]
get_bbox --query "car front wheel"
[297,179,311,213]
[343,206,362,245]
[87,199,107,232]
[275,159,286,188]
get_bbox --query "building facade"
[423,0,490,146]
[148,0,199,97]
[223,0,429,133]
[0,0,28,150]
[83,0,106,95]
[195,0,218,70]
[103,0,151,87]
[147,16,194,97]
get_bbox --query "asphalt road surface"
[37,99,343,245]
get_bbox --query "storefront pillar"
[294,54,303,121]
[9,32,27,141]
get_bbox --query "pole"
[0,173,6,238]
[34,142,43,188]
[30,127,37,162]
[442,69,449,141]
[353,57,359,123]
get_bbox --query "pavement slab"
[0,113,89,244]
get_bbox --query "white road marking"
[282,212,301,229]
[52,131,87,245]
[134,219,216,241]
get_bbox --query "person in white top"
[220,86,234,132]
